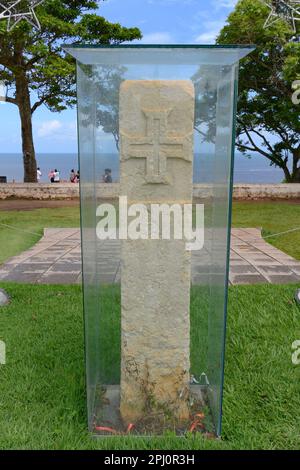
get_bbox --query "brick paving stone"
[1,272,41,282]
[229,274,267,284]
[0,227,299,285]
[267,274,300,284]
[230,265,258,274]
[38,272,80,284]
[290,266,300,275]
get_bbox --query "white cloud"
[160,0,237,16]
[37,120,62,138]
[194,20,225,44]
[140,32,173,44]
[215,0,238,8]
[195,32,218,44]
[147,0,196,3]
[36,120,77,140]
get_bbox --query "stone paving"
[0,227,299,285]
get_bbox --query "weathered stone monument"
[119,80,195,425]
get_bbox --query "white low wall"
[232,184,300,200]
[0,183,80,200]
[0,182,299,200]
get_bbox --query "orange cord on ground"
[94,413,208,435]
[189,412,205,433]
[94,423,135,435]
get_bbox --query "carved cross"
[121,108,192,184]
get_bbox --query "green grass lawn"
[231,201,300,260]
[0,282,299,450]
[0,201,299,265]
[0,206,80,264]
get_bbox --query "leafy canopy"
[217,0,300,181]
[0,0,142,113]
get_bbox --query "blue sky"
[0,0,238,154]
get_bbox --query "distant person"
[53,169,60,183]
[48,169,55,183]
[70,169,76,183]
[37,167,42,182]
[103,168,112,183]
[76,170,80,182]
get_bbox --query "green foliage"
[217,0,300,182]
[79,64,126,150]
[0,1,141,113]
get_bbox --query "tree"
[80,64,126,151]
[0,1,141,182]
[217,0,300,182]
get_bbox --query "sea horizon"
[0,152,285,184]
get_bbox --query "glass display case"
[65,44,254,437]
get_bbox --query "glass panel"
[71,46,252,437]
[65,45,254,66]
[77,63,99,430]
[207,64,239,435]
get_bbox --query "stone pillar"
[119,80,194,425]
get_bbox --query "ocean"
[0,152,285,184]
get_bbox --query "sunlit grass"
[0,282,299,449]
[0,201,299,265]
[0,206,80,264]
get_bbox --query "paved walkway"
[0,228,299,285]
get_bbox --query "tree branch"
[238,120,285,168]
[242,126,284,168]
[242,126,271,159]
[31,86,74,114]
[31,97,47,114]
[194,126,207,139]
[248,126,276,156]
[237,142,257,153]
[5,96,17,106]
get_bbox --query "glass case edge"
[217,63,240,437]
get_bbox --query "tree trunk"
[290,150,300,183]
[273,160,300,183]
[290,167,300,183]
[16,72,37,183]
[281,163,292,183]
